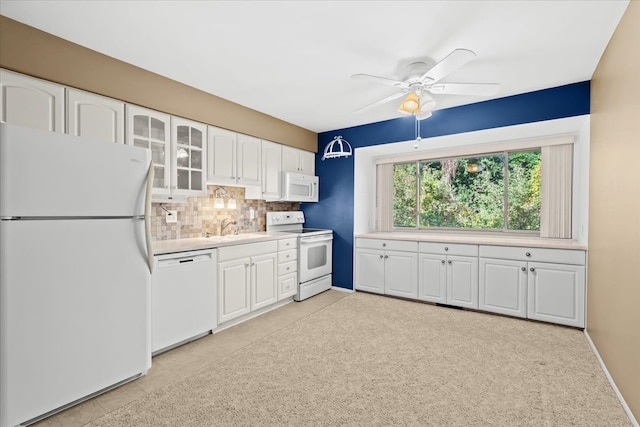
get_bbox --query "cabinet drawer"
[278,249,297,263]
[479,245,585,265]
[278,261,297,276]
[419,242,478,256]
[218,240,278,262]
[356,238,418,252]
[278,238,298,251]
[278,272,298,300]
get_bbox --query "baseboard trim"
[331,285,354,293]
[584,330,638,427]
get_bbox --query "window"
[392,150,541,232]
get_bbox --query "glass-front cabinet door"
[125,105,171,195]
[171,117,206,197]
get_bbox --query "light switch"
[249,208,255,220]
[166,210,177,223]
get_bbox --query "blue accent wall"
[303,81,590,289]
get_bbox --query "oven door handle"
[300,236,333,244]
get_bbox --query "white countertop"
[153,232,294,255]
[355,232,587,250]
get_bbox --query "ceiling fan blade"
[354,91,407,113]
[420,49,477,84]
[428,83,500,96]
[351,73,407,88]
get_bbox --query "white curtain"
[540,144,573,238]
[376,163,394,231]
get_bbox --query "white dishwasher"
[152,249,217,354]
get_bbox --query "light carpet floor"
[89,292,629,426]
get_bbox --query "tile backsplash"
[151,186,299,241]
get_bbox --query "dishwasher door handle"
[158,254,213,268]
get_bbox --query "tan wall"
[0,16,317,152]
[589,1,640,420]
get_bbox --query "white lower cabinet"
[250,253,278,311]
[446,255,479,309]
[527,262,585,328]
[479,245,586,327]
[384,251,418,298]
[277,238,298,300]
[217,240,278,324]
[355,239,418,298]
[418,242,479,308]
[355,238,586,328]
[355,249,386,294]
[418,254,478,308]
[479,258,528,318]
[217,258,251,323]
[278,273,297,300]
[418,254,446,303]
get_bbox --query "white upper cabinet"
[262,140,282,199]
[207,126,261,187]
[236,134,261,186]
[299,149,315,175]
[171,117,206,197]
[207,126,237,186]
[246,139,282,200]
[67,88,125,143]
[282,145,315,175]
[125,105,171,195]
[0,69,65,133]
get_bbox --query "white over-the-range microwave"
[281,171,319,202]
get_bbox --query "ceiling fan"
[351,49,500,119]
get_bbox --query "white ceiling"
[0,1,629,133]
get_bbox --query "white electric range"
[266,211,333,301]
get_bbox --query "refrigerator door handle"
[145,161,154,274]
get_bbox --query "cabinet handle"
[379,255,383,260]
[444,247,449,251]
[165,185,169,189]
[245,263,249,267]
[286,267,290,270]
[525,252,531,257]
[441,260,445,264]
[530,267,535,272]
[384,255,389,259]
[286,255,290,258]
[447,260,452,264]
[521,267,526,271]
[382,243,386,247]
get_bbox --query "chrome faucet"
[220,219,237,236]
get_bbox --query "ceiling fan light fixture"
[398,92,421,115]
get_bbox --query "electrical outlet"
[249,207,255,220]
[166,210,177,223]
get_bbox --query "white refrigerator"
[0,123,154,427]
